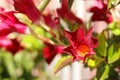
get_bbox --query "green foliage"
[108,44,120,63]
[95,64,109,80]
[96,33,107,57]
[87,58,95,68]
[21,35,43,50]
[0,51,17,79]
[108,0,116,9]
[109,21,120,36]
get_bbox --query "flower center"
[77,44,89,57]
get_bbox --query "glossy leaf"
[96,33,107,57]
[54,55,72,74]
[108,44,120,63]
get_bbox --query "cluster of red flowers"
[0,0,113,64]
[0,7,28,54]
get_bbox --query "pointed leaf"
[96,33,107,57]
[54,55,72,74]
[108,44,120,63]
[100,65,110,80]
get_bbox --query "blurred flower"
[43,13,58,29]
[0,7,29,36]
[0,37,24,54]
[64,27,98,62]
[57,0,83,24]
[43,42,64,64]
[88,0,113,23]
[12,0,41,23]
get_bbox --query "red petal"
[64,45,74,56]
[0,22,15,36]
[62,0,68,9]
[13,0,41,23]
[0,37,24,54]
[43,42,64,64]
[76,28,85,43]
[86,27,98,48]
[43,13,57,28]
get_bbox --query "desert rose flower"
[43,42,64,64]
[88,0,113,23]
[12,0,41,23]
[64,27,98,62]
[0,7,29,36]
[57,0,83,24]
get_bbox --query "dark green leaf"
[100,65,110,80]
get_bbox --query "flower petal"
[13,0,41,23]
[57,0,83,24]
[86,27,98,48]
[76,28,85,43]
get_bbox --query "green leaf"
[54,55,73,74]
[108,0,116,9]
[108,44,120,63]
[100,65,110,80]
[109,21,120,36]
[21,52,34,72]
[96,33,107,57]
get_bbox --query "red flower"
[43,42,64,64]
[0,37,24,54]
[0,8,29,36]
[43,13,58,29]
[57,0,83,24]
[88,0,113,23]
[13,0,41,23]
[64,27,98,62]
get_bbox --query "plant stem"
[38,0,51,12]
[38,21,56,38]
[29,27,54,44]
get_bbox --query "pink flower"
[12,0,41,23]
[0,37,24,54]
[64,27,98,62]
[57,0,83,24]
[0,8,29,36]
[88,0,113,23]
[43,42,64,64]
